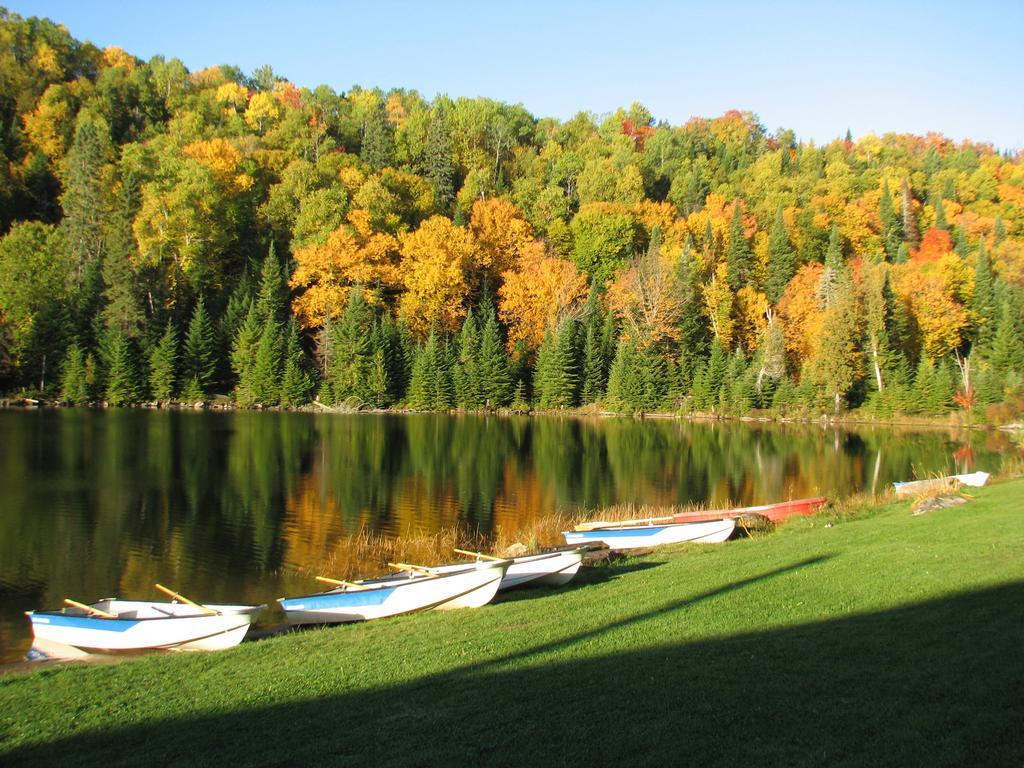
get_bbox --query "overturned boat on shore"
[563,517,736,550]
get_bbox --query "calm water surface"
[0,409,1014,662]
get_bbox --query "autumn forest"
[2,10,1023,420]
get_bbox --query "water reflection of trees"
[1,409,1018,662]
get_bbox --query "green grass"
[2,481,1023,767]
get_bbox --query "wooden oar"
[574,515,675,531]
[387,561,440,581]
[453,548,504,561]
[64,598,117,619]
[154,583,218,615]
[316,576,369,590]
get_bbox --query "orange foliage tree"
[498,240,588,350]
[776,263,826,363]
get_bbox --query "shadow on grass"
[6,571,1023,767]
[495,558,667,604]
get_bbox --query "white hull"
[27,600,263,656]
[429,549,585,590]
[562,518,736,550]
[893,471,990,498]
[279,560,509,625]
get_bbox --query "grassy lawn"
[1,481,1022,767]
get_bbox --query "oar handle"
[316,576,367,589]
[453,548,504,561]
[64,598,117,619]
[154,583,218,615]
[388,562,434,573]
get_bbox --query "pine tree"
[251,320,283,405]
[280,320,314,407]
[879,181,901,261]
[933,198,948,231]
[989,298,1024,382]
[101,171,144,338]
[149,322,178,402]
[60,341,89,404]
[477,299,512,407]
[330,288,374,405]
[361,101,395,171]
[765,206,795,304]
[231,301,259,405]
[453,310,482,409]
[182,296,217,401]
[972,241,997,348]
[407,329,453,410]
[691,339,728,411]
[605,336,641,412]
[61,112,109,293]
[726,203,752,291]
[422,106,455,212]
[580,321,605,404]
[222,270,254,350]
[900,178,918,249]
[993,217,1006,245]
[535,319,578,409]
[818,225,844,307]
[254,242,287,325]
[101,328,140,406]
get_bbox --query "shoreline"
[2,396,1020,433]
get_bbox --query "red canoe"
[671,496,828,525]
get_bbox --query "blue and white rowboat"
[562,517,736,550]
[278,559,510,625]
[26,600,264,657]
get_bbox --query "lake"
[0,408,1013,663]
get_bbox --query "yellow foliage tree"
[702,262,734,348]
[289,210,401,329]
[245,92,281,133]
[399,216,477,337]
[734,285,769,354]
[182,139,252,193]
[468,197,533,277]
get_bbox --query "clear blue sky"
[9,0,1024,149]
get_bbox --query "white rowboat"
[893,471,990,498]
[428,547,586,590]
[562,517,736,550]
[278,559,510,625]
[26,600,264,657]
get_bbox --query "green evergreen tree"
[972,241,997,348]
[993,217,1006,245]
[280,320,314,407]
[221,270,254,350]
[765,205,795,303]
[407,329,453,410]
[900,178,918,248]
[894,242,909,264]
[477,299,512,407]
[725,203,752,291]
[361,100,395,171]
[453,309,482,409]
[61,112,109,294]
[182,296,217,401]
[818,224,845,306]
[580,321,605,404]
[422,106,455,212]
[605,335,642,412]
[933,198,948,231]
[148,322,178,402]
[330,288,374,405]
[101,328,140,405]
[251,319,283,405]
[691,339,728,411]
[537,318,578,409]
[989,298,1024,382]
[231,302,260,406]
[100,171,144,338]
[879,180,901,261]
[60,341,89,404]
[254,242,287,325]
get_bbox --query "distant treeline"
[0,10,1023,419]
